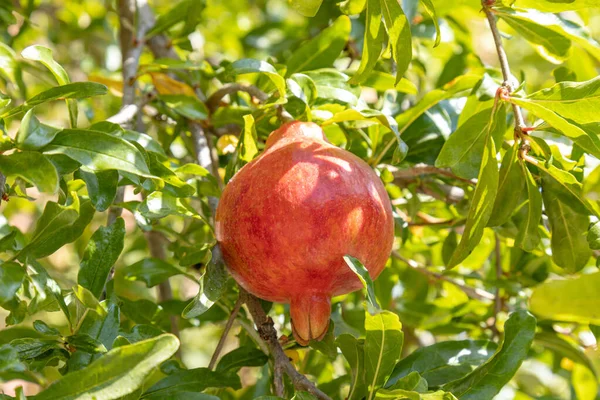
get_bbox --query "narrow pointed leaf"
[488,144,524,227]
[514,162,542,252]
[286,16,351,76]
[0,151,58,193]
[349,0,385,84]
[541,174,591,272]
[530,272,600,323]
[34,334,179,400]
[447,108,500,268]
[386,340,498,389]
[43,129,152,178]
[364,310,403,398]
[78,218,126,298]
[435,105,506,179]
[379,0,412,83]
[443,310,536,400]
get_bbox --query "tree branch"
[239,288,332,400]
[482,2,528,153]
[392,251,495,301]
[208,295,243,370]
[206,83,269,113]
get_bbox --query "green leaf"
[67,303,120,371]
[498,9,571,64]
[26,259,71,325]
[0,151,58,194]
[324,108,408,163]
[509,76,600,158]
[375,389,457,399]
[43,129,152,178]
[339,0,366,14]
[395,74,481,136]
[226,59,286,98]
[305,69,360,105]
[122,258,190,288]
[20,197,95,259]
[500,9,600,62]
[443,310,536,400]
[77,168,119,212]
[145,0,205,38]
[15,109,60,150]
[386,340,498,389]
[435,105,506,179]
[160,94,208,121]
[289,0,323,17]
[384,371,427,392]
[587,221,600,250]
[0,262,25,305]
[420,0,440,47]
[240,115,258,163]
[141,368,241,399]
[78,218,126,299]
[358,71,417,94]
[0,82,107,119]
[537,162,599,217]
[512,0,600,12]
[287,73,318,105]
[534,331,596,376]
[10,337,62,361]
[147,153,195,198]
[446,111,499,268]
[349,0,385,84]
[336,334,367,400]
[34,334,179,400]
[32,321,59,337]
[66,333,107,354]
[541,174,591,272]
[344,256,380,310]
[21,45,69,85]
[530,272,600,323]
[139,191,208,223]
[514,163,542,252]
[183,247,229,318]
[379,0,412,84]
[488,144,524,227]
[364,310,403,399]
[215,346,268,373]
[286,16,351,76]
[21,45,78,128]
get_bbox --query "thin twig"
[482,2,528,153]
[208,295,243,370]
[392,251,495,301]
[240,288,331,400]
[206,83,269,113]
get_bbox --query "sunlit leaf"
[34,334,179,400]
[0,151,58,193]
[443,310,536,399]
[286,16,351,76]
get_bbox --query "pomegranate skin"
[215,121,394,344]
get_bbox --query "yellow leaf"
[89,74,123,96]
[150,72,196,97]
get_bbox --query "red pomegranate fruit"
[215,121,394,345]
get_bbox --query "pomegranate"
[215,121,394,345]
